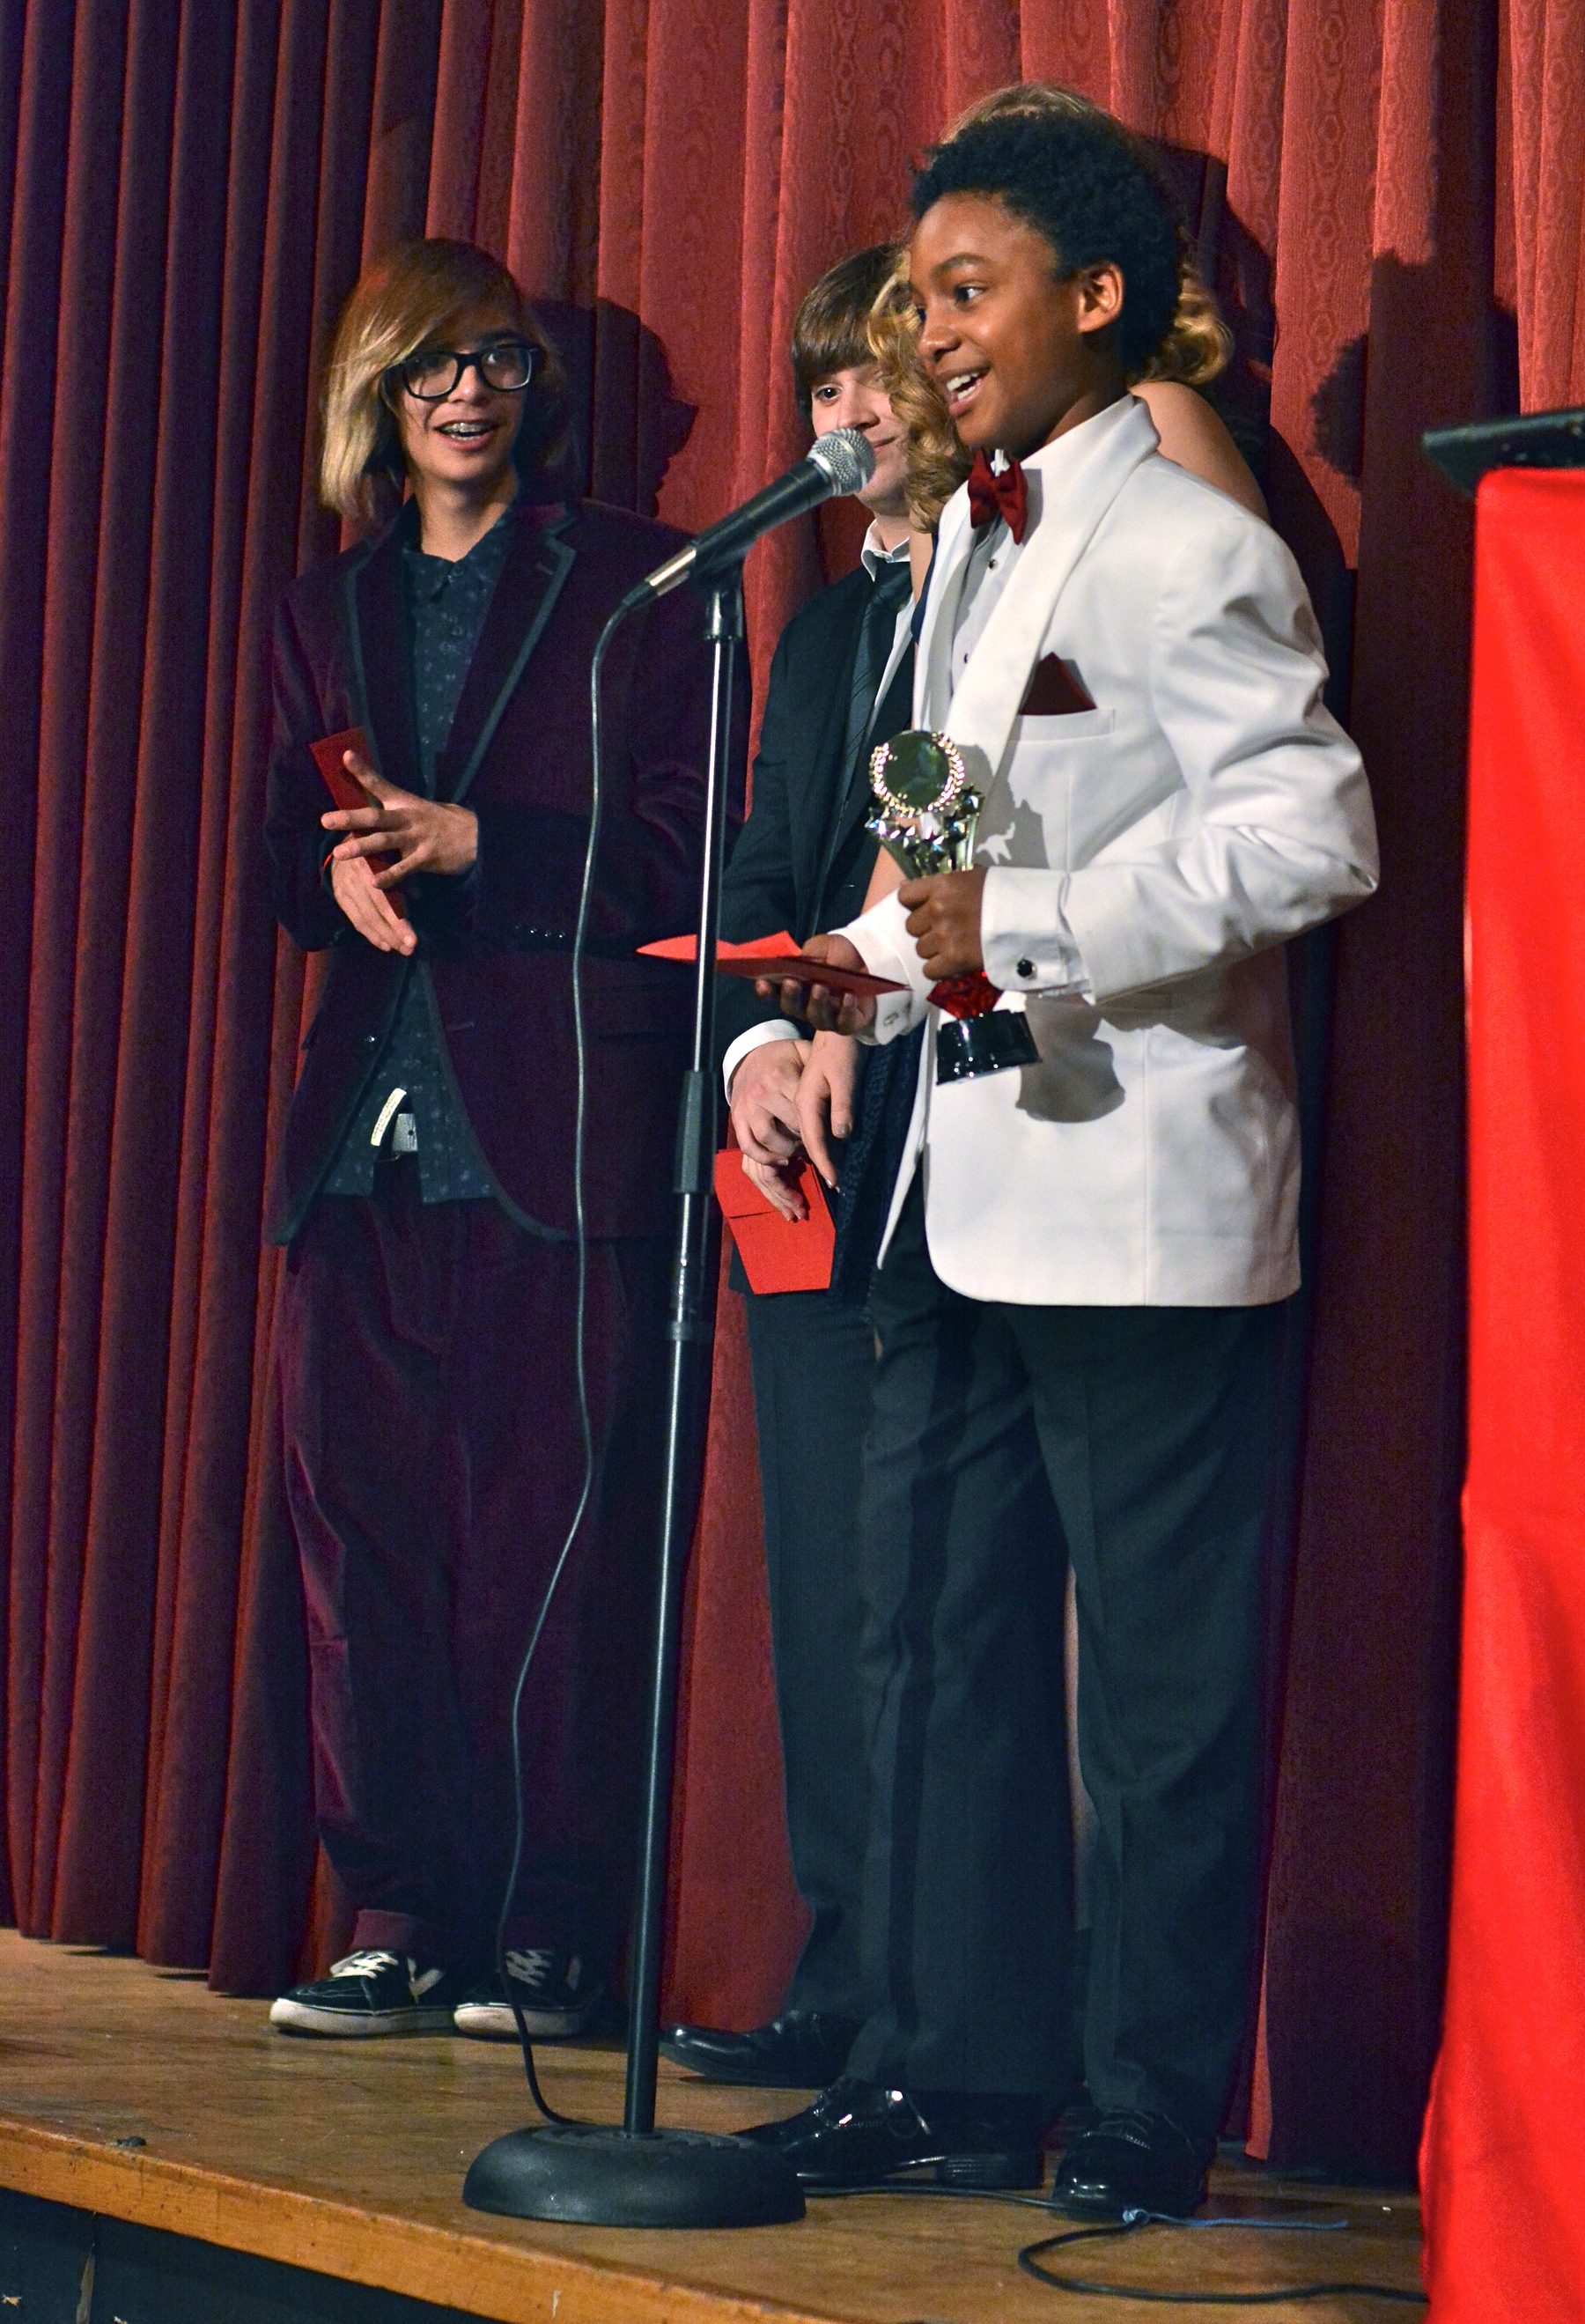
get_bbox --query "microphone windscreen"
[807,426,876,495]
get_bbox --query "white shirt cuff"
[979,867,1089,996]
[723,1018,800,1097]
[832,891,930,1044]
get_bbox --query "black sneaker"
[453,1948,604,2040]
[268,1951,468,2037]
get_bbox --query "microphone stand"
[463,565,805,2228]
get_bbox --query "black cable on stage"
[1014,2211,1428,2306]
[807,2184,1424,2306]
[490,597,630,2132]
[808,2186,1348,2225]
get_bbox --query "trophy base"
[936,1010,1041,1083]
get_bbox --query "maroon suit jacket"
[264,494,739,1245]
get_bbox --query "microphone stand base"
[463,2123,807,2228]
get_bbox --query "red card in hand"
[643,929,802,959]
[638,931,902,996]
[713,1148,834,1293]
[310,726,407,919]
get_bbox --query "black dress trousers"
[846,1183,1283,2135]
[741,1277,877,2018]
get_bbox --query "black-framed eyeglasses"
[393,340,539,400]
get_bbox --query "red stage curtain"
[1419,471,1585,2320]
[2,0,1581,2177]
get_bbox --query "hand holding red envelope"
[311,726,409,919]
[711,1149,835,1293]
[637,930,903,996]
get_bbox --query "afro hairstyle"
[910,110,1186,379]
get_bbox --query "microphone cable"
[809,2184,1426,2306]
[1014,2210,1427,2306]
[487,447,864,2120]
[492,595,631,2130]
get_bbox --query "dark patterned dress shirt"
[320,505,514,1204]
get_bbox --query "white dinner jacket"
[837,395,1378,1307]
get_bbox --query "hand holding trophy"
[866,731,1039,1081]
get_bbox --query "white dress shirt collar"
[860,521,911,579]
[950,396,1140,671]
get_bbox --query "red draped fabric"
[1419,475,1585,2319]
[3,0,1582,2178]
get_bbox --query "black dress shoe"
[1051,2108,1213,2218]
[738,2076,1043,2189]
[659,2010,860,2088]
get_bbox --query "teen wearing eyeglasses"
[262,239,731,2047]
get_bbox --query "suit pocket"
[1018,707,1116,741]
[1019,653,1096,716]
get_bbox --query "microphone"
[620,427,877,608]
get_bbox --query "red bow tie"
[967,450,1028,544]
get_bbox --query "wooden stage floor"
[0,1933,1425,2322]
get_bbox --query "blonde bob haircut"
[321,239,571,525]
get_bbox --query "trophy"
[866,729,1040,1082]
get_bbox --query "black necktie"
[841,558,913,779]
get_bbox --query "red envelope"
[643,930,802,960]
[311,726,407,919]
[638,931,903,996]
[713,1149,834,1293]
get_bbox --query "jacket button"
[1017,957,1035,980]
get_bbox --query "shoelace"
[328,1950,402,1978]
[505,1946,580,1993]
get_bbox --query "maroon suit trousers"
[278,1156,668,1973]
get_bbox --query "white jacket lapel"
[938,397,1159,793]
[914,492,974,730]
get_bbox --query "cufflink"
[1016,957,1036,981]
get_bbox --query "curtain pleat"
[143,0,319,1968]
[1253,3,1505,2176]
[1502,0,1585,403]
[11,0,134,1944]
[0,0,70,1934]
[3,0,1581,2177]
[48,0,187,1945]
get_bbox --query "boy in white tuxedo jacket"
[743,106,1376,2215]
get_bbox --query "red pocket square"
[1019,655,1097,717]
